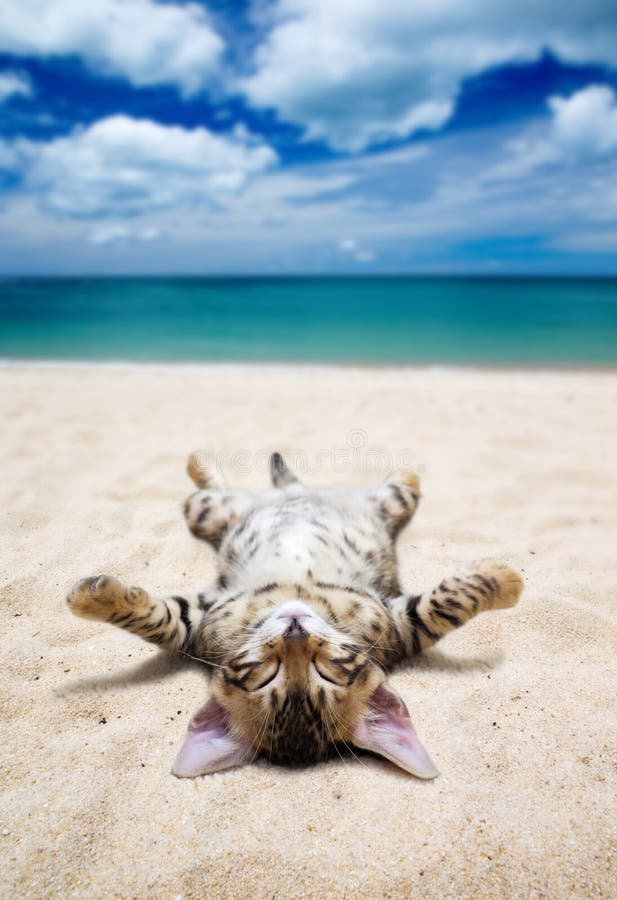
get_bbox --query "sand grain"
[1,364,616,898]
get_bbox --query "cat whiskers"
[249,707,274,765]
[322,703,366,769]
[322,706,347,767]
[268,701,278,763]
[322,702,359,764]
[358,631,399,666]
[178,647,227,670]
[205,629,266,659]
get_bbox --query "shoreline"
[3,356,617,375]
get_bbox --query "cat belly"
[242,522,356,586]
[223,503,370,589]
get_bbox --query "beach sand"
[1,363,616,898]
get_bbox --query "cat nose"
[276,601,312,620]
[283,617,308,640]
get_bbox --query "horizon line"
[2,271,617,280]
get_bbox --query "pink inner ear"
[171,697,253,778]
[353,685,439,779]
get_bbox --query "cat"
[67,451,523,778]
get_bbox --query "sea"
[1,276,617,365]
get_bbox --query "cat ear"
[171,697,253,777]
[270,452,302,488]
[353,685,439,779]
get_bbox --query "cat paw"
[388,469,421,494]
[67,575,148,621]
[475,561,523,609]
[186,453,225,490]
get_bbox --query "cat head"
[172,599,438,779]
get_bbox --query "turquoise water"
[1,276,617,364]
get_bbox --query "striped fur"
[67,453,522,774]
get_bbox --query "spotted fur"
[68,453,523,777]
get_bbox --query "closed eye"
[248,660,280,691]
[226,659,280,691]
[313,659,345,686]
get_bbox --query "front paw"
[475,561,523,610]
[67,575,147,621]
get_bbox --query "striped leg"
[391,561,523,657]
[184,454,286,549]
[67,575,204,652]
[369,470,421,538]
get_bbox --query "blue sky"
[0,0,616,274]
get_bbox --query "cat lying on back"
[67,452,522,778]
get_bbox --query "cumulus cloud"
[483,85,617,184]
[1,93,616,270]
[0,0,223,95]
[243,0,617,150]
[549,85,617,159]
[2,115,278,218]
[0,70,32,103]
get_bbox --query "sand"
[1,362,616,899]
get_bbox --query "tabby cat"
[67,452,522,778]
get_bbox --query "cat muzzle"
[283,617,309,640]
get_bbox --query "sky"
[0,0,617,275]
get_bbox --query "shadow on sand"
[56,649,207,696]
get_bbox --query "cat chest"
[227,512,373,584]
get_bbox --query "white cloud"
[2,115,278,218]
[88,223,161,245]
[0,70,32,103]
[1,109,617,272]
[339,238,356,251]
[549,85,617,159]
[0,0,223,95]
[337,236,375,263]
[481,85,617,184]
[243,0,617,151]
[481,136,560,182]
